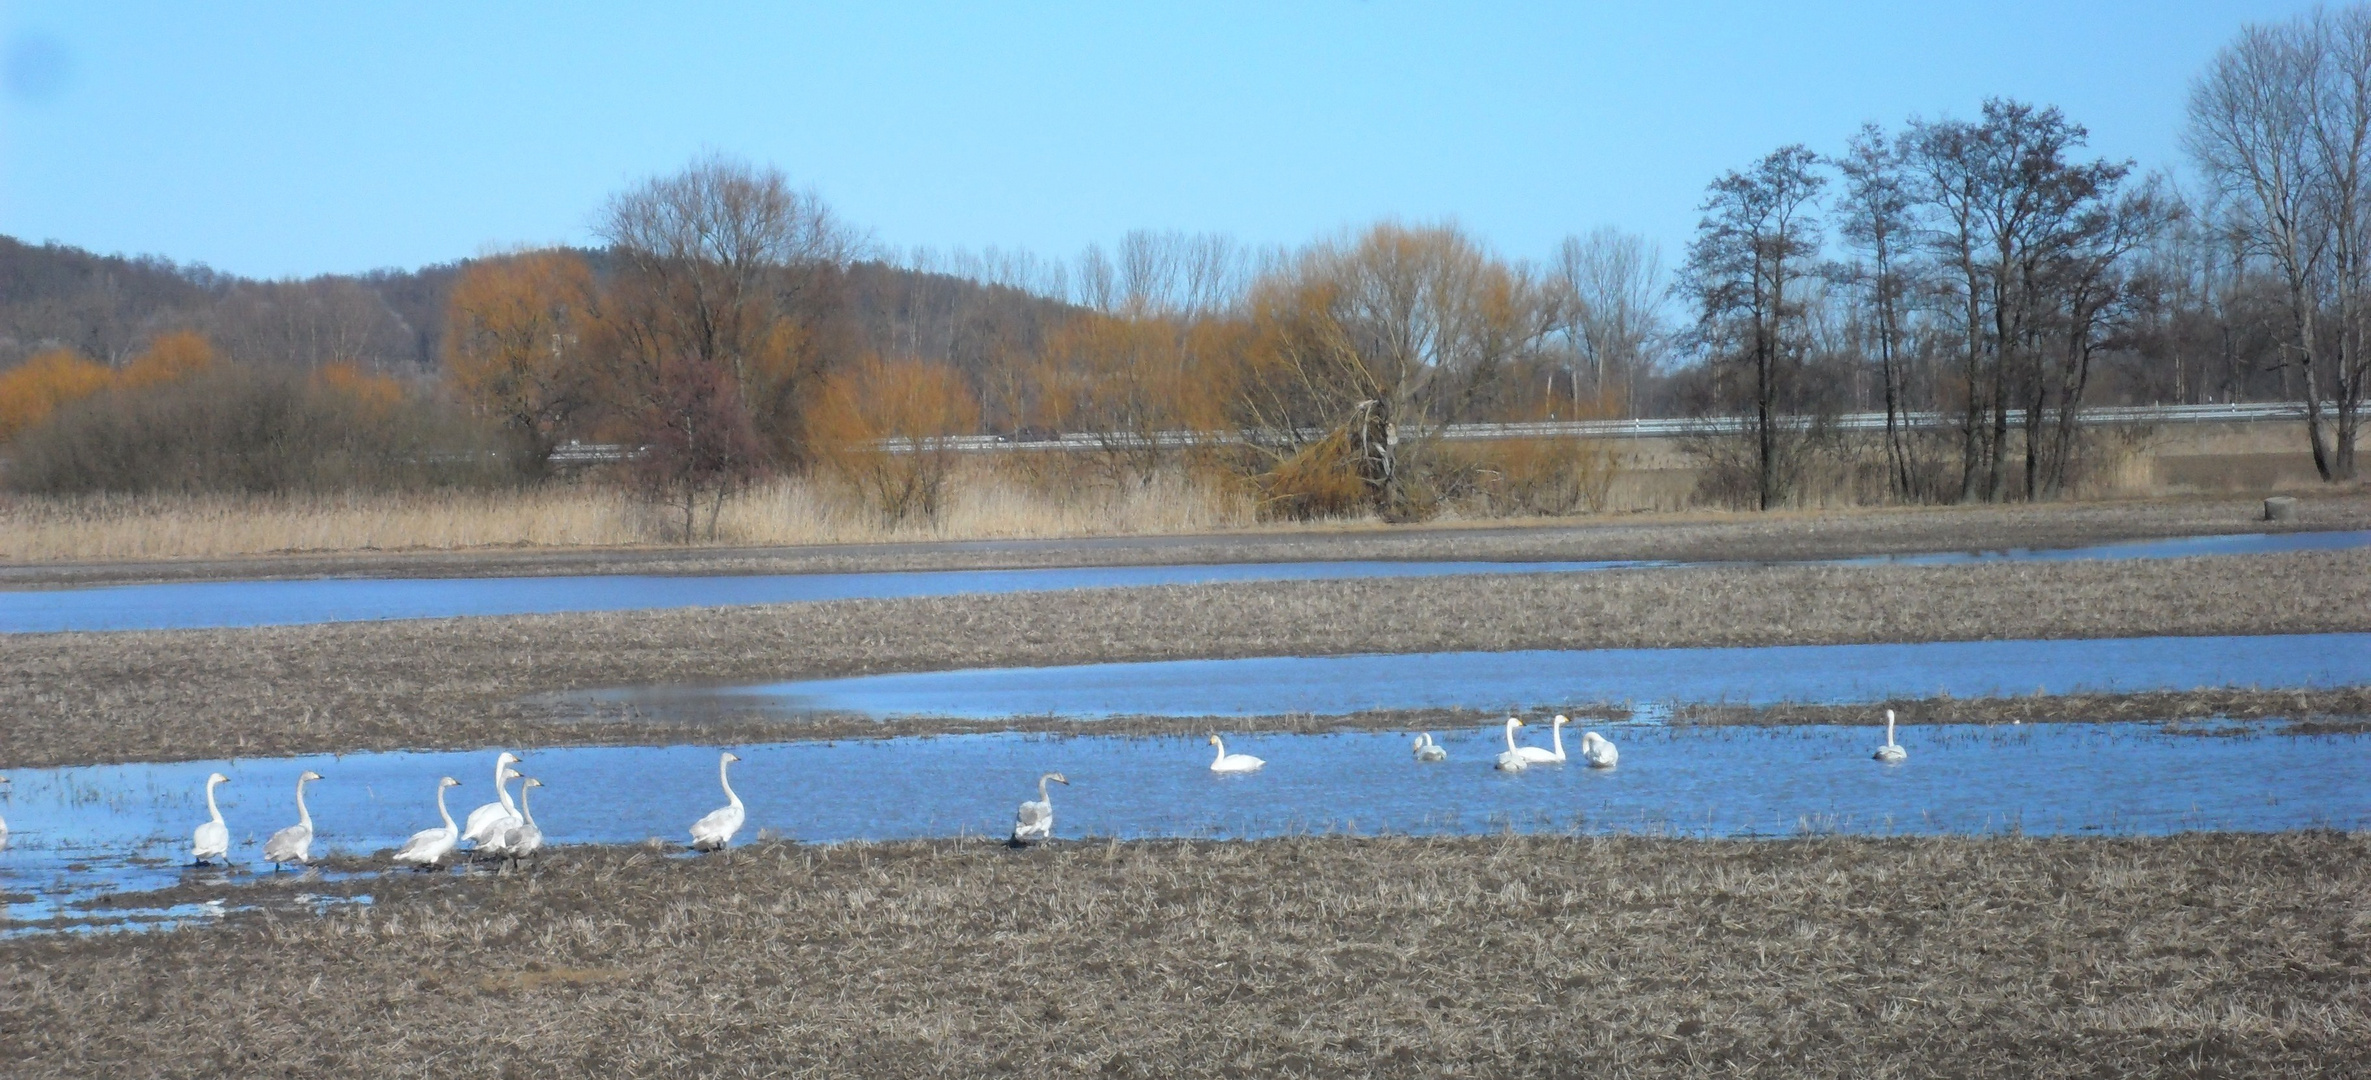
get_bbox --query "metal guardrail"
[544,402,2318,463]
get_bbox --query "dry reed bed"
[5,550,2367,769]
[0,470,1251,565]
[8,489,2369,588]
[5,833,2367,1077]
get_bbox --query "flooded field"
[6,529,2366,633]
[5,720,2366,932]
[586,632,2371,720]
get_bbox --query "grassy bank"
[6,549,2366,768]
[6,488,2369,587]
[5,832,2365,1077]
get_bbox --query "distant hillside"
[0,236,1081,386]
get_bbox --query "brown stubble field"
[4,832,2367,1077]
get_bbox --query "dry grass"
[8,487,2370,588]
[0,467,1255,564]
[5,549,2366,769]
[4,832,2366,1077]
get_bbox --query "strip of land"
[3,832,2363,1077]
[6,490,2366,587]
[5,548,2366,768]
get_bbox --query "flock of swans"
[0,711,1911,863]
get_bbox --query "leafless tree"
[1549,227,1665,416]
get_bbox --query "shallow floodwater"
[4,721,2366,931]
[591,633,2371,720]
[6,529,2365,633]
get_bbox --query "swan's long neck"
[1504,722,1520,752]
[435,782,455,832]
[205,778,224,825]
[1212,739,1226,766]
[1886,713,1897,746]
[496,766,518,814]
[720,757,742,809]
[1038,775,1053,802]
[1551,720,1566,756]
[294,776,312,830]
[517,784,535,827]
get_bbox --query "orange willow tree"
[810,355,981,526]
[1227,223,1556,519]
[1028,311,1238,485]
[444,250,603,475]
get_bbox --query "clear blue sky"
[0,1,2318,281]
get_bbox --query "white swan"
[473,767,525,859]
[1011,772,1069,844]
[498,778,545,869]
[1874,709,1908,763]
[689,752,745,851]
[393,776,463,869]
[461,751,523,847]
[1208,735,1265,773]
[262,770,323,870]
[1495,718,1531,772]
[191,772,231,865]
[1412,733,1448,762]
[1579,731,1619,768]
[1516,714,1569,764]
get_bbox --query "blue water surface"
[6,529,2365,633]
[4,721,2366,931]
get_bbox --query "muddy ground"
[6,489,2366,587]
[3,832,2364,1077]
[5,548,2367,768]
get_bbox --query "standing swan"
[1579,731,1619,768]
[1516,715,1569,764]
[191,772,231,866]
[1010,772,1069,844]
[498,778,545,871]
[1495,718,1531,772]
[689,752,745,851]
[1207,735,1265,773]
[1412,733,1448,762]
[393,777,463,870]
[262,770,324,871]
[1873,709,1908,763]
[461,751,523,848]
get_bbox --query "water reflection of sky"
[7,529,2366,632]
[603,633,2371,719]
[6,722,2368,932]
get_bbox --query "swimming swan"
[1495,718,1531,772]
[191,772,231,865]
[1412,733,1448,762]
[1208,735,1265,773]
[1515,714,1569,764]
[461,751,523,847]
[689,752,745,851]
[262,770,323,870]
[1579,731,1619,769]
[1011,772,1069,844]
[498,778,544,870]
[1873,709,1908,763]
[393,776,463,869]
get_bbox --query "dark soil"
[4,832,2365,1077]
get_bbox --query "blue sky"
[0,2,2318,281]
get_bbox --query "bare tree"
[2189,9,2370,479]
[597,153,863,466]
[1832,124,1922,498]
[1549,227,1665,416]
[1681,145,1827,510]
